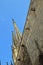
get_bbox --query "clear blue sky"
[0,0,30,65]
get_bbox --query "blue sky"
[0,0,30,65]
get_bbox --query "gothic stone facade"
[12,0,43,65]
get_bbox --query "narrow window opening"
[39,53,43,65]
[31,8,35,12]
[17,58,21,61]
[21,44,25,47]
[25,27,30,31]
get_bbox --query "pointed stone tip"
[12,19,14,22]
[12,19,16,24]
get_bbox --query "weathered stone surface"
[16,45,32,65]
[12,22,22,64]
[21,0,43,65]
[12,0,43,65]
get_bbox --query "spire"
[12,31,17,47]
[12,30,20,48]
[12,19,22,41]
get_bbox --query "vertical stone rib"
[12,19,22,65]
[12,19,22,39]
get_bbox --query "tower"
[12,0,43,65]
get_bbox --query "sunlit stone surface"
[12,0,43,65]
